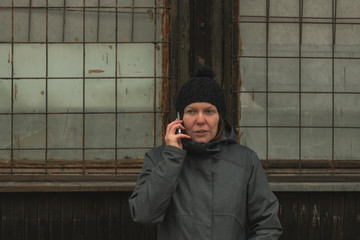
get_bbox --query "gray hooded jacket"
[129,123,282,240]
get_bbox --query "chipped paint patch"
[88,69,105,74]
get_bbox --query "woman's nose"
[196,113,205,124]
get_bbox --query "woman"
[129,66,282,240]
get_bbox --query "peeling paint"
[299,204,306,217]
[70,131,74,136]
[312,204,320,227]
[41,90,45,95]
[88,69,104,74]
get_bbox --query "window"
[237,0,360,176]
[0,0,170,175]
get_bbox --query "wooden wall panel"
[0,192,360,240]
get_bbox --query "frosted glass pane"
[117,113,155,148]
[336,24,360,45]
[48,44,83,77]
[0,8,12,42]
[13,44,46,78]
[239,23,266,56]
[0,1,11,7]
[240,93,266,126]
[13,79,46,113]
[301,59,332,92]
[48,150,82,161]
[268,58,299,91]
[13,115,46,148]
[14,0,46,6]
[133,9,155,42]
[48,79,83,112]
[0,45,11,78]
[85,0,98,7]
[239,0,266,16]
[85,79,115,111]
[334,59,360,92]
[303,0,332,18]
[47,114,83,148]
[269,23,299,57]
[335,24,360,58]
[240,128,266,159]
[117,149,148,160]
[268,128,299,159]
[14,9,29,42]
[85,44,115,77]
[302,24,332,57]
[13,5,47,41]
[301,94,332,126]
[48,8,64,42]
[13,150,45,162]
[269,0,299,17]
[334,129,360,159]
[117,10,133,42]
[301,128,332,159]
[240,58,266,91]
[64,9,83,42]
[134,0,155,6]
[100,0,116,7]
[84,10,98,42]
[48,0,70,7]
[0,151,11,163]
[30,9,46,42]
[268,93,299,126]
[0,115,11,149]
[98,9,116,42]
[334,94,360,127]
[337,0,360,18]
[85,114,115,148]
[118,0,133,7]
[0,80,11,112]
[117,78,154,111]
[117,44,154,77]
[85,150,115,161]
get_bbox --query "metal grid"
[0,0,170,175]
[236,0,360,175]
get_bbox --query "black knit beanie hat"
[175,65,226,118]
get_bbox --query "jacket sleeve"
[247,152,283,240]
[128,145,187,224]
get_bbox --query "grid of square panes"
[238,0,360,171]
[0,0,169,174]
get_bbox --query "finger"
[175,133,191,140]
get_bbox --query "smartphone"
[176,112,182,134]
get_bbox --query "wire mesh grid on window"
[236,0,360,176]
[0,0,171,175]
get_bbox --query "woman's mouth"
[193,130,208,136]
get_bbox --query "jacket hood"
[182,120,237,153]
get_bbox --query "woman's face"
[182,102,219,143]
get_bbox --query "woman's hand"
[164,119,191,149]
